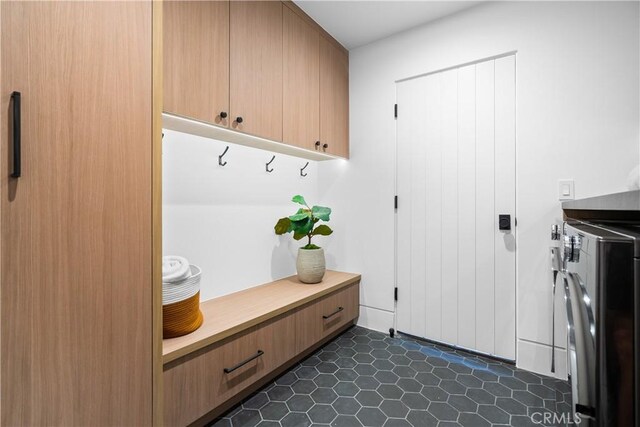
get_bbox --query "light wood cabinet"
[230,1,283,141]
[162,0,350,159]
[320,35,350,158]
[163,271,360,426]
[295,283,359,353]
[164,0,230,126]
[1,1,154,425]
[164,314,296,427]
[283,5,320,150]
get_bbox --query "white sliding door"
[396,55,516,360]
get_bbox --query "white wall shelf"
[162,113,341,161]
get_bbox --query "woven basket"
[163,265,204,338]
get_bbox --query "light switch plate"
[558,179,575,201]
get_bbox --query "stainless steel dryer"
[561,220,637,427]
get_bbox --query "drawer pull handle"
[323,307,344,319]
[223,350,264,374]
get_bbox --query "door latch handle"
[499,214,511,231]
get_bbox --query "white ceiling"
[294,1,482,50]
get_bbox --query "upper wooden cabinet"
[164,0,230,126]
[230,1,283,142]
[283,5,319,151]
[320,35,350,158]
[162,0,349,159]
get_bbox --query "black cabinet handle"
[322,143,328,150]
[220,111,228,119]
[315,141,321,150]
[235,116,243,124]
[11,91,21,178]
[323,307,344,319]
[223,350,264,374]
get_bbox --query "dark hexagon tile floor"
[209,326,571,427]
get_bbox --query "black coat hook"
[300,162,309,177]
[266,155,276,173]
[218,146,229,166]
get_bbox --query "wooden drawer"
[164,313,295,426]
[295,282,359,353]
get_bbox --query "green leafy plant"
[274,195,333,249]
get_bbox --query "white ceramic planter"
[296,248,326,284]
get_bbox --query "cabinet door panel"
[164,314,296,426]
[320,37,349,158]
[1,2,152,425]
[283,6,319,150]
[164,328,261,427]
[164,0,230,126]
[230,1,283,141]
[296,284,359,353]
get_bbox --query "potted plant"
[274,195,333,284]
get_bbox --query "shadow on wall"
[271,236,296,280]
[325,251,337,271]
[504,232,516,252]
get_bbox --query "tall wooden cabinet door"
[320,36,350,158]
[230,1,283,141]
[282,6,319,150]
[1,2,152,426]
[164,0,230,126]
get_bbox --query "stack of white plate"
[162,265,201,306]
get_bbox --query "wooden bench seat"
[162,270,361,426]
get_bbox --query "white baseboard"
[355,305,569,381]
[356,305,394,333]
[517,339,568,380]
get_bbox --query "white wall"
[318,1,639,378]
[163,129,321,301]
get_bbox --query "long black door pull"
[323,307,344,319]
[11,91,21,178]
[223,350,264,374]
